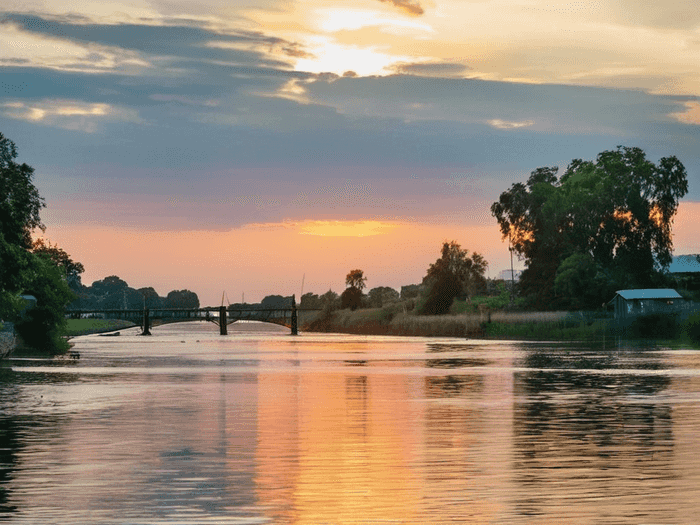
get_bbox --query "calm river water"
[2,322,700,524]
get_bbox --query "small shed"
[609,289,683,321]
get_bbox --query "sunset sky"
[1,0,699,305]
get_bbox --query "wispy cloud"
[486,119,535,130]
[378,0,425,16]
[391,61,469,77]
[2,99,142,131]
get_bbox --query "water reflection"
[2,328,700,523]
[512,345,676,521]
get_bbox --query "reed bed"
[308,307,611,340]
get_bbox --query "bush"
[682,312,700,343]
[626,313,680,339]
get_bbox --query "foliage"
[0,133,80,352]
[491,146,688,309]
[340,286,363,310]
[138,287,163,309]
[91,275,129,296]
[341,269,367,310]
[345,269,367,291]
[320,290,340,310]
[32,239,85,290]
[417,241,488,315]
[400,284,422,299]
[0,133,45,249]
[681,312,700,343]
[367,286,400,308]
[15,255,74,352]
[0,232,32,319]
[624,313,680,339]
[165,289,200,309]
[300,292,322,309]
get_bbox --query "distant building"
[609,289,684,321]
[669,254,700,292]
[497,269,522,282]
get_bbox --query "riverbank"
[303,307,611,340]
[64,318,137,338]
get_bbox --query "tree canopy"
[491,146,688,309]
[418,241,488,315]
[342,269,367,310]
[0,132,77,351]
[345,269,367,291]
[0,133,45,249]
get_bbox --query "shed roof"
[615,289,681,300]
[668,254,700,274]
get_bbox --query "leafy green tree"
[0,133,79,351]
[418,241,488,315]
[32,238,85,290]
[491,146,688,309]
[367,286,400,308]
[0,232,32,320]
[15,252,74,352]
[0,133,45,249]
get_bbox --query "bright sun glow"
[298,220,399,237]
[294,36,404,76]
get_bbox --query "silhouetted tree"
[367,286,400,308]
[342,269,367,310]
[491,146,688,309]
[137,287,163,309]
[300,293,322,309]
[418,241,488,315]
[165,290,200,309]
[345,269,367,291]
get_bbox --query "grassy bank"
[64,318,137,337]
[305,306,612,340]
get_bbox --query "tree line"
[69,274,200,311]
[321,147,690,315]
[1,128,691,352]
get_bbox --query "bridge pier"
[291,295,298,336]
[219,305,228,335]
[141,308,151,336]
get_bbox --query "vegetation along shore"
[2,129,698,354]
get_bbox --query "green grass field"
[64,318,137,337]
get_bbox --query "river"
[1,321,700,524]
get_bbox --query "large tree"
[0,133,45,249]
[0,132,78,351]
[491,146,688,309]
[418,241,488,315]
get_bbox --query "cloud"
[486,119,535,130]
[669,100,700,125]
[2,99,143,131]
[378,0,424,16]
[391,62,470,78]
